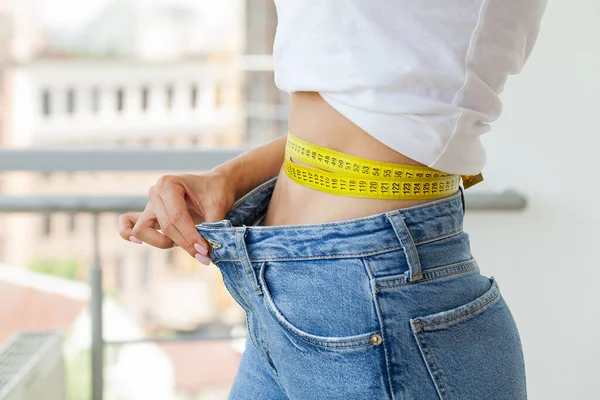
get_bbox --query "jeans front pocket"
[258,258,383,351]
[409,277,527,400]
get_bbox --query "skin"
[118,92,434,265]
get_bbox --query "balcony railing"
[0,147,527,400]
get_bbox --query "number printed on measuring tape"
[283,161,460,200]
[286,134,454,180]
[284,133,462,200]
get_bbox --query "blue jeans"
[196,176,526,400]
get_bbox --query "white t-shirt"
[273,0,547,175]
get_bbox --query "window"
[66,88,76,115]
[166,85,174,110]
[42,215,52,237]
[116,87,125,112]
[68,214,77,234]
[42,90,51,117]
[141,86,149,111]
[190,85,198,109]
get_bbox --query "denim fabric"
[196,176,526,400]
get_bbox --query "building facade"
[0,0,248,335]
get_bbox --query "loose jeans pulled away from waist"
[196,176,526,400]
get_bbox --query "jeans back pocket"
[410,277,527,399]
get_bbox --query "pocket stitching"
[412,326,450,400]
[409,277,502,400]
[244,312,264,361]
[258,261,380,350]
[377,259,480,290]
[219,266,264,355]
[411,277,500,331]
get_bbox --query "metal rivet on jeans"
[370,334,383,346]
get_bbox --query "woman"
[119,1,547,399]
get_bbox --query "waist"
[197,176,468,263]
[289,92,425,167]
[263,92,454,226]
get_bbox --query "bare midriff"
[263,92,437,227]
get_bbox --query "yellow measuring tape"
[283,132,484,200]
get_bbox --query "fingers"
[159,194,212,262]
[165,190,211,248]
[151,176,211,258]
[118,175,214,266]
[131,209,175,249]
[118,213,143,243]
[151,191,197,257]
[118,212,161,243]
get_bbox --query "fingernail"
[194,243,208,255]
[129,236,143,244]
[195,253,211,265]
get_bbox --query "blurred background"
[0,0,597,399]
[0,0,282,399]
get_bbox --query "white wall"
[464,2,599,399]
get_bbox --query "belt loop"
[459,186,466,216]
[385,211,423,283]
[235,226,263,295]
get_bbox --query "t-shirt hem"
[319,92,484,176]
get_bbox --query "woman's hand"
[118,133,288,264]
[118,171,236,265]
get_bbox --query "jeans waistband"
[196,176,465,264]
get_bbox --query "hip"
[196,178,526,399]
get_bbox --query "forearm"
[210,134,287,201]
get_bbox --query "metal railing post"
[90,214,103,400]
